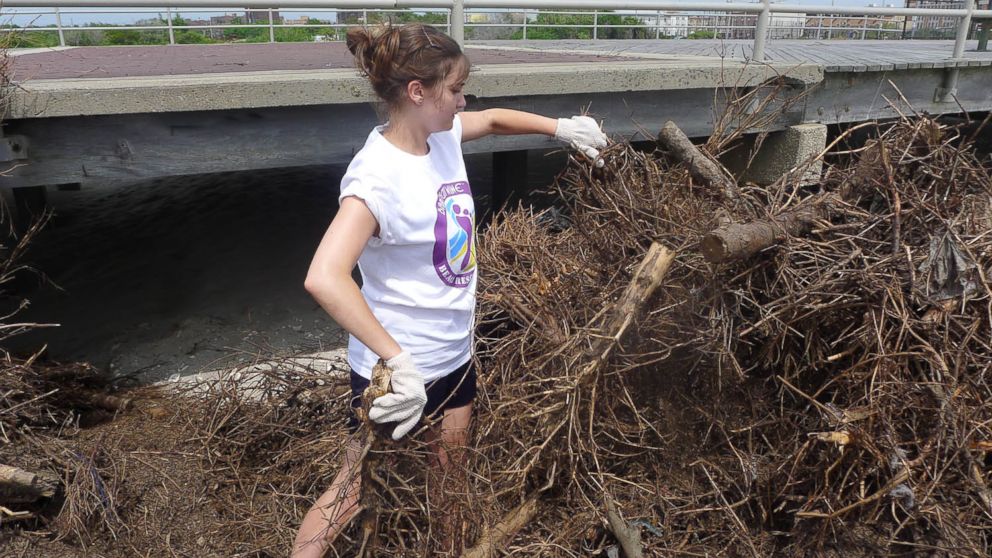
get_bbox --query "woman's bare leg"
[292,440,363,558]
[429,403,473,555]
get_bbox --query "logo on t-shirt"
[433,181,476,288]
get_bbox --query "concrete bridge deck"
[3,40,992,189]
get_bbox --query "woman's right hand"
[368,351,427,440]
[555,115,609,167]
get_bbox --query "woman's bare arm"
[304,196,403,360]
[459,109,557,143]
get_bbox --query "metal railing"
[2,0,991,61]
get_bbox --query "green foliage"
[687,29,718,39]
[367,10,448,25]
[4,30,60,48]
[175,30,215,44]
[103,29,142,45]
[509,11,651,40]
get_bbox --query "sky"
[5,1,891,29]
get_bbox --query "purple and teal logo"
[433,181,476,288]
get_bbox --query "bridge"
[3,1,992,204]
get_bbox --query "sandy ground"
[6,150,565,383]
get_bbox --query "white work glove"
[555,115,608,168]
[368,351,427,441]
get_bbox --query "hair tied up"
[346,23,468,107]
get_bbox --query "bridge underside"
[4,64,992,189]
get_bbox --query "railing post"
[937,0,975,103]
[656,10,661,39]
[952,0,974,59]
[268,9,275,43]
[451,0,464,45]
[979,17,990,51]
[54,7,66,47]
[523,10,528,40]
[593,11,598,40]
[167,6,175,44]
[860,15,867,40]
[752,0,771,61]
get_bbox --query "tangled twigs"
[356,359,392,557]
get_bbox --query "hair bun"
[346,23,468,106]
[345,27,372,57]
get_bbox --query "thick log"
[658,121,739,201]
[605,498,644,558]
[0,464,59,504]
[463,494,539,558]
[700,193,840,263]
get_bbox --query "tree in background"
[510,11,651,40]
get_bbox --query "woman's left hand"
[555,115,609,167]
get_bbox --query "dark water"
[5,150,567,382]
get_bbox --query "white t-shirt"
[338,115,476,382]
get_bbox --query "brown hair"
[346,23,469,107]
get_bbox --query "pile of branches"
[181,109,991,557]
[466,110,992,556]
[9,104,989,558]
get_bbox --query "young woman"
[293,23,607,557]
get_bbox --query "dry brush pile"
[463,110,992,556]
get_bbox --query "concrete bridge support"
[725,122,829,187]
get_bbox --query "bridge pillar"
[724,122,828,187]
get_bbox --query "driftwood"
[578,243,676,385]
[0,463,59,504]
[658,121,739,201]
[86,392,132,413]
[463,494,539,558]
[357,359,393,558]
[605,497,644,558]
[700,193,841,263]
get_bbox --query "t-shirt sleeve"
[338,174,389,245]
[452,113,463,143]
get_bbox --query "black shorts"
[347,359,477,432]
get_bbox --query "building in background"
[337,11,366,25]
[769,13,806,38]
[284,16,310,26]
[906,0,963,38]
[245,9,281,24]
[636,12,689,38]
[804,13,904,39]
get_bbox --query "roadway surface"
[9,42,637,81]
[9,39,992,81]
[476,39,992,71]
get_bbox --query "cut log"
[463,494,539,558]
[578,243,676,386]
[658,121,739,201]
[86,392,132,412]
[700,193,841,263]
[0,464,59,504]
[605,497,644,558]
